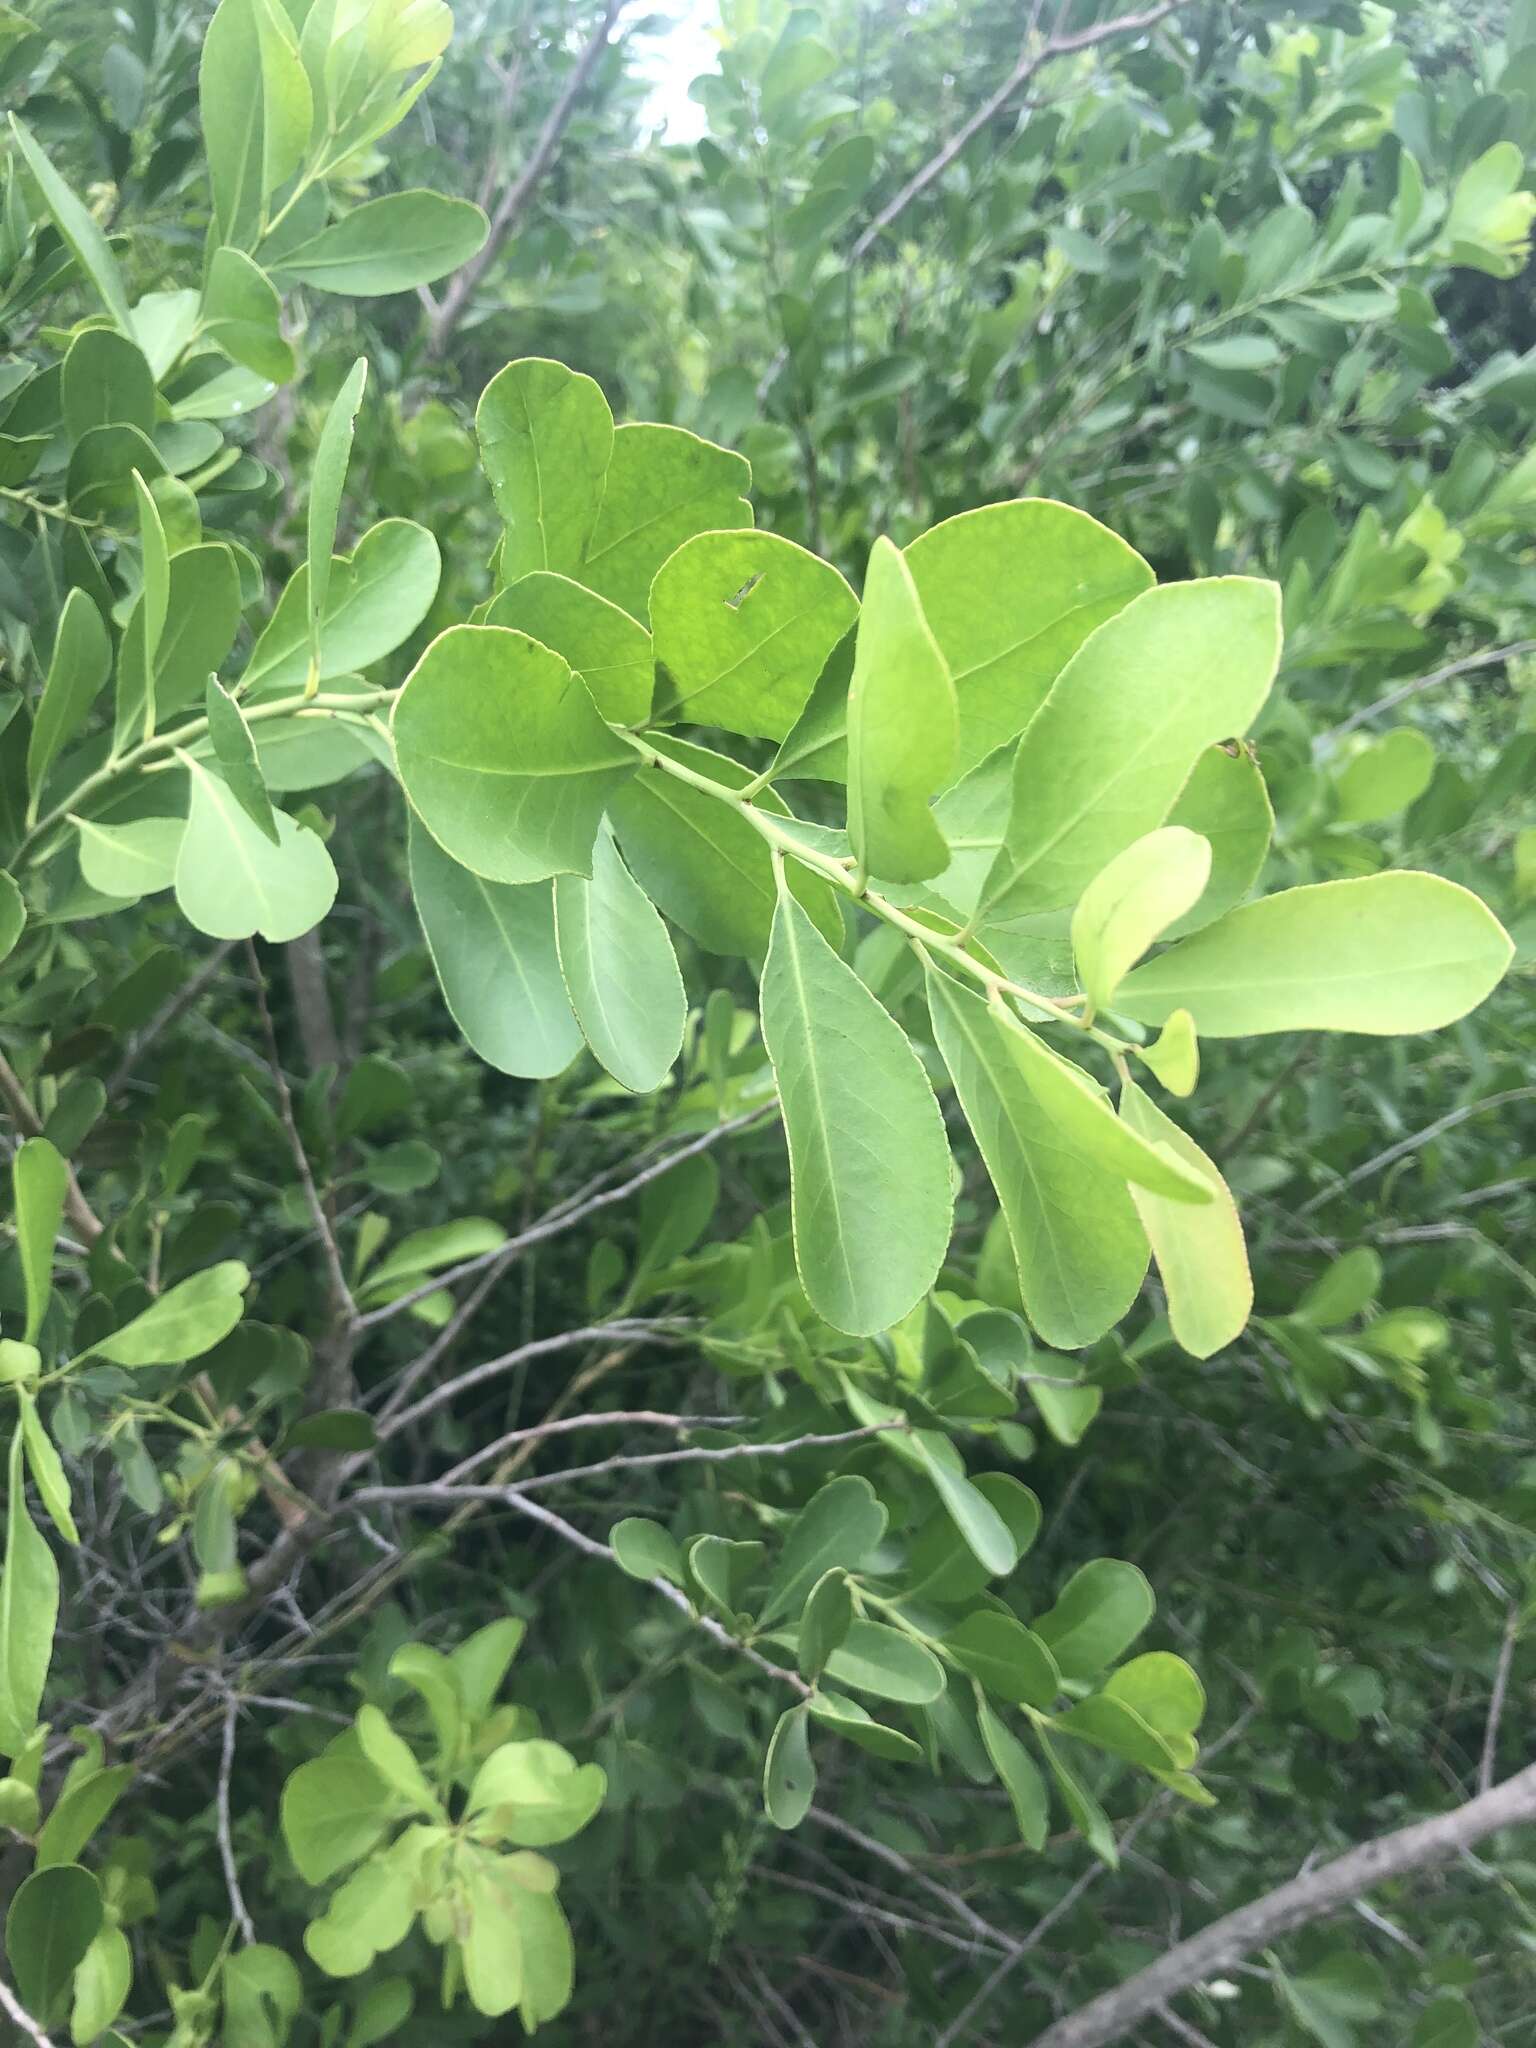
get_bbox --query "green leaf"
[1024,1355,1103,1446]
[807,1690,923,1762]
[762,1474,889,1626]
[477,358,614,585]
[200,0,312,248]
[73,816,184,901]
[1102,1651,1205,1767]
[355,1705,441,1818]
[979,578,1282,922]
[846,536,956,884]
[1037,1729,1117,1866]
[60,329,155,441]
[70,1922,132,2044]
[114,543,243,746]
[206,677,279,844]
[408,819,581,1080]
[1333,728,1436,823]
[280,1754,395,1884]
[760,885,952,1334]
[67,424,165,522]
[466,1740,605,1847]
[975,1694,1049,1848]
[13,1136,67,1345]
[388,1643,463,1766]
[360,1219,505,1301]
[1411,1993,1478,2048]
[907,1431,1020,1576]
[687,1534,763,1622]
[651,529,857,741]
[1051,1693,1182,1771]
[1296,1247,1382,1328]
[132,469,170,723]
[766,629,853,784]
[905,500,1154,780]
[245,519,442,695]
[943,1611,1060,1707]
[1034,1558,1154,1682]
[0,872,21,963]
[175,758,338,942]
[1116,873,1513,1036]
[9,118,131,329]
[1120,1080,1251,1358]
[904,1471,1042,1604]
[309,358,369,671]
[35,1763,130,1867]
[488,572,653,727]
[822,1619,946,1703]
[926,967,1149,1349]
[448,1618,527,1722]
[1161,743,1274,938]
[554,826,686,1093]
[795,1569,853,1681]
[27,589,111,807]
[87,1261,249,1367]
[393,624,634,885]
[579,423,752,623]
[5,1864,101,2016]
[0,1428,60,1758]
[1137,1009,1199,1097]
[19,1393,77,1545]
[1071,828,1211,1015]
[763,1704,816,1829]
[201,246,294,381]
[998,1008,1214,1203]
[610,1517,684,1584]
[272,191,488,294]
[608,735,842,960]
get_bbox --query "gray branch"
[1026,1763,1536,2048]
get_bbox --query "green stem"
[624,734,1129,1053]
[19,685,394,865]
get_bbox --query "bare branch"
[1026,1763,1536,2048]
[425,0,631,355]
[217,1696,256,1946]
[370,1318,693,1443]
[492,1487,813,1698]
[1296,1088,1536,1219]
[0,1975,57,2048]
[849,1,1186,263]
[1325,639,1536,743]
[1480,1604,1520,1796]
[105,940,235,1096]
[0,1049,102,1244]
[244,940,358,1335]
[439,1408,747,1481]
[356,1104,772,1339]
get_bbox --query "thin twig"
[105,941,236,1096]
[244,940,358,1330]
[1480,1604,1520,1796]
[0,1050,103,1244]
[0,1976,56,2048]
[849,1,1186,261]
[1025,1762,1536,2048]
[357,1104,772,1337]
[439,1408,747,1481]
[492,1488,813,1697]
[369,1318,693,1443]
[425,0,631,353]
[1295,1089,1536,1219]
[217,1697,256,1946]
[1325,640,1536,742]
